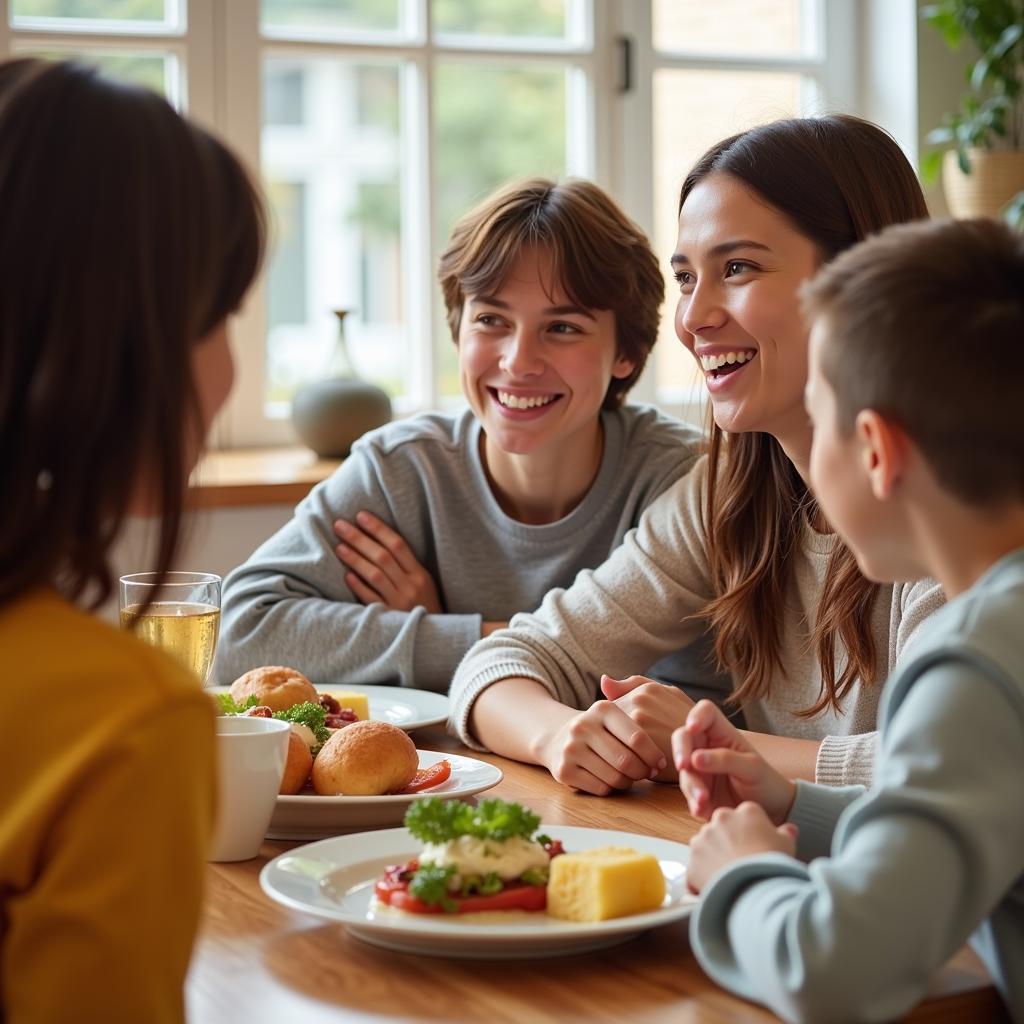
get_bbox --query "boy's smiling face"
[457,246,633,459]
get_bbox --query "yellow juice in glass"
[121,601,220,683]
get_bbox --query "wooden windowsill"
[189,447,341,509]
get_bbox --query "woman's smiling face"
[672,172,821,448]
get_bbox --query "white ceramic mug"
[209,716,290,862]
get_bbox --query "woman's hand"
[333,512,443,613]
[686,802,798,894]
[672,700,796,824]
[535,700,667,796]
[600,674,695,779]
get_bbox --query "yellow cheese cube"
[547,846,665,922]
[323,690,370,722]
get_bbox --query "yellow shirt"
[0,589,215,1024]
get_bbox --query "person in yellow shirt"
[0,59,265,1023]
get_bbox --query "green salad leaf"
[408,863,457,911]
[404,797,541,844]
[272,701,329,744]
[213,693,260,715]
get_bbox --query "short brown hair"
[0,59,266,611]
[437,177,663,409]
[803,217,1024,506]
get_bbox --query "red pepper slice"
[398,759,452,794]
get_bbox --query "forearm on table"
[468,677,577,764]
[741,731,820,783]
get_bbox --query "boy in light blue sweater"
[672,217,1024,1023]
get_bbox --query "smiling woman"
[450,116,946,797]
[216,178,714,696]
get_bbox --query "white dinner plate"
[260,825,697,959]
[207,683,450,732]
[267,750,503,841]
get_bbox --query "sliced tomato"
[448,884,547,914]
[374,873,547,915]
[398,759,452,794]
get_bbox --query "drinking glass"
[119,571,221,684]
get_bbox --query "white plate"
[267,750,503,841]
[260,825,697,959]
[207,683,450,732]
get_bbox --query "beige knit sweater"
[449,455,945,787]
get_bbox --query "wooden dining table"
[187,725,1009,1023]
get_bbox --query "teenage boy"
[671,217,1024,1023]
[217,179,710,694]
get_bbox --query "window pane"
[262,58,405,412]
[12,0,169,24]
[652,0,809,57]
[651,68,803,400]
[15,48,173,97]
[261,0,400,36]
[433,0,569,41]
[433,61,567,398]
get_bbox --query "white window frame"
[611,0,858,408]
[220,0,610,446]
[0,0,860,446]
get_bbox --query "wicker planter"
[941,149,1024,219]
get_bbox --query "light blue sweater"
[216,405,709,692]
[691,548,1024,1023]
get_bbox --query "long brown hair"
[0,59,266,612]
[679,115,929,715]
[438,177,664,408]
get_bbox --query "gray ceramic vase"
[291,310,392,458]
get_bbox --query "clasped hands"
[536,674,696,796]
[673,700,799,893]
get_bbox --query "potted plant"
[921,0,1024,226]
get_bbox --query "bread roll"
[279,730,314,794]
[229,665,317,713]
[312,720,418,796]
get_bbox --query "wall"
[859,0,978,215]
[103,503,295,623]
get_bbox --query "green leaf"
[925,126,955,145]
[921,149,945,184]
[408,864,458,911]
[214,693,260,714]
[922,5,964,49]
[1003,190,1024,230]
[992,23,1023,59]
[272,701,329,743]
[403,796,541,843]
[971,56,992,90]
[479,872,503,895]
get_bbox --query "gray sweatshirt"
[449,455,944,786]
[216,405,706,692]
[691,547,1024,1024]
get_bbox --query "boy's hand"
[334,512,443,613]
[672,700,796,824]
[600,674,694,780]
[686,802,798,893]
[536,700,667,796]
